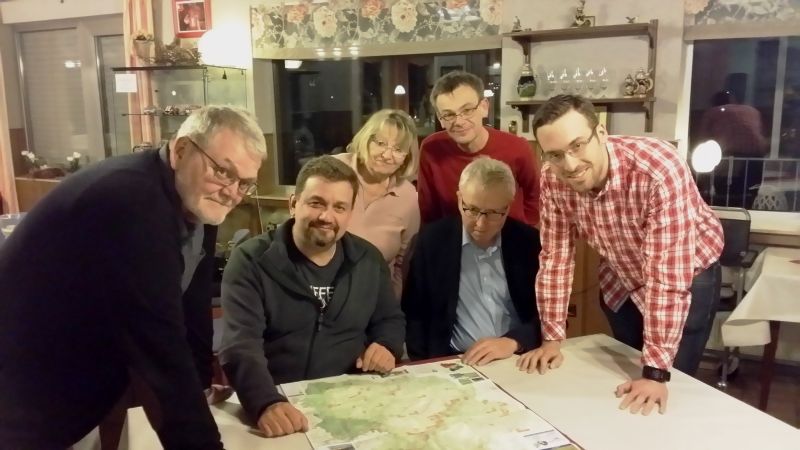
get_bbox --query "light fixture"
[63,60,81,69]
[492,62,501,69]
[393,84,406,95]
[691,140,722,173]
[483,89,494,98]
[197,24,250,68]
[284,60,303,69]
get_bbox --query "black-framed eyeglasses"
[461,199,508,221]
[438,103,482,123]
[187,138,258,196]
[540,129,597,166]
[369,136,409,159]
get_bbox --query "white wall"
[501,0,687,141]
[0,0,122,24]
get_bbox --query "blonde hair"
[346,109,419,179]
[458,157,516,198]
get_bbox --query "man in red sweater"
[418,71,540,226]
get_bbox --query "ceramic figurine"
[512,16,522,32]
[572,0,591,27]
[634,68,654,97]
[623,74,636,97]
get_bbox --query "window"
[19,29,89,164]
[689,37,800,211]
[268,50,501,185]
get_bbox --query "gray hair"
[175,105,267,157]
[458,157,516,198]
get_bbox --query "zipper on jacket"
[303,308,324,379]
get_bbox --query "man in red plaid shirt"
[518,95,723,416]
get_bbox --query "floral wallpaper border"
[251,0,503,57]
[685,0,800,25]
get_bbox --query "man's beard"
[308,220,338,248]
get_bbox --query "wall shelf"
[504,20,658,133]
[508,97,655,133]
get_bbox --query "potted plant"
[133,30,155,62]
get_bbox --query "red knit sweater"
[417,127,540,226]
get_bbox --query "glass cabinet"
[109,65,246,155]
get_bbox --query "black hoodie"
[219,219,405,422]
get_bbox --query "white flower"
[391,0,417,33]
[480,0,502,26]
[67,156,74,162]
[684,0,710,15]
[313,6,338,38]
[72,151,81,158]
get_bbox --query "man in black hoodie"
[220,155,405,439]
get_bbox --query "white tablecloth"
[125,335,799,450]
[722,247,800,347]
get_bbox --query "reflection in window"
[690,38,799,211]
[270,50,501,184]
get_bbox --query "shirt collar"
[461,224,501,255]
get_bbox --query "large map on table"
[279,359,573,450]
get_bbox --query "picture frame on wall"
[173,0,211,38]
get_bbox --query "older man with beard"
[219,155,405,439]
[0,106,265,449]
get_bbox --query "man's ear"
[596,123,608,142]
[288,194,297,217]
[170,137,191,169]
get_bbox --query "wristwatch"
[642,365,671,383]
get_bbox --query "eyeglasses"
[461,200,508,221]
[540,129,597,166]
[187,138,258,196]
[438,103,481,123]
[370,136,409,160]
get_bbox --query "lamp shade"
[691,140,722,173]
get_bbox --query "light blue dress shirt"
[450,226,521,353]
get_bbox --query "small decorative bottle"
[508,120,518,135]
[516,55,537,100]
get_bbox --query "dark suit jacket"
[0,150,222,449]
[402,216,543,360]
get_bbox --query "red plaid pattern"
[536,136,724,369]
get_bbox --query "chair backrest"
[712,206,751,267]
[752,184,789,211]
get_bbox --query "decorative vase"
[133,40,153,63]
[517,56,537,100]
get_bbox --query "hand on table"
[204,384,234,405]
[615,378,668,415]
[257,402,309,438]
[356,342,395,373]
[462,337,518,366]
[516,340,564,374]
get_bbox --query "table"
[748,210,800,248]
[123,335,799,450]
[722,246,800,410]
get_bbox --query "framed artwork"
[173,0,211,38]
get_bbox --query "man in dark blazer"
[403,157,542,364]
[0,106,266,449]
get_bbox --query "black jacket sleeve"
[219,243,286,422]
[503,324,540,353]
[92,180,222,450]
[182,225,218,389]
[401,237,429,360]
[367,255,406,359]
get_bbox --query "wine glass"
[546,69,556,96]
[572,67,585,95]
[558,68,571,94]
[585,68,597,97]
[598,66,610,98]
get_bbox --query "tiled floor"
[695,358,800,428]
